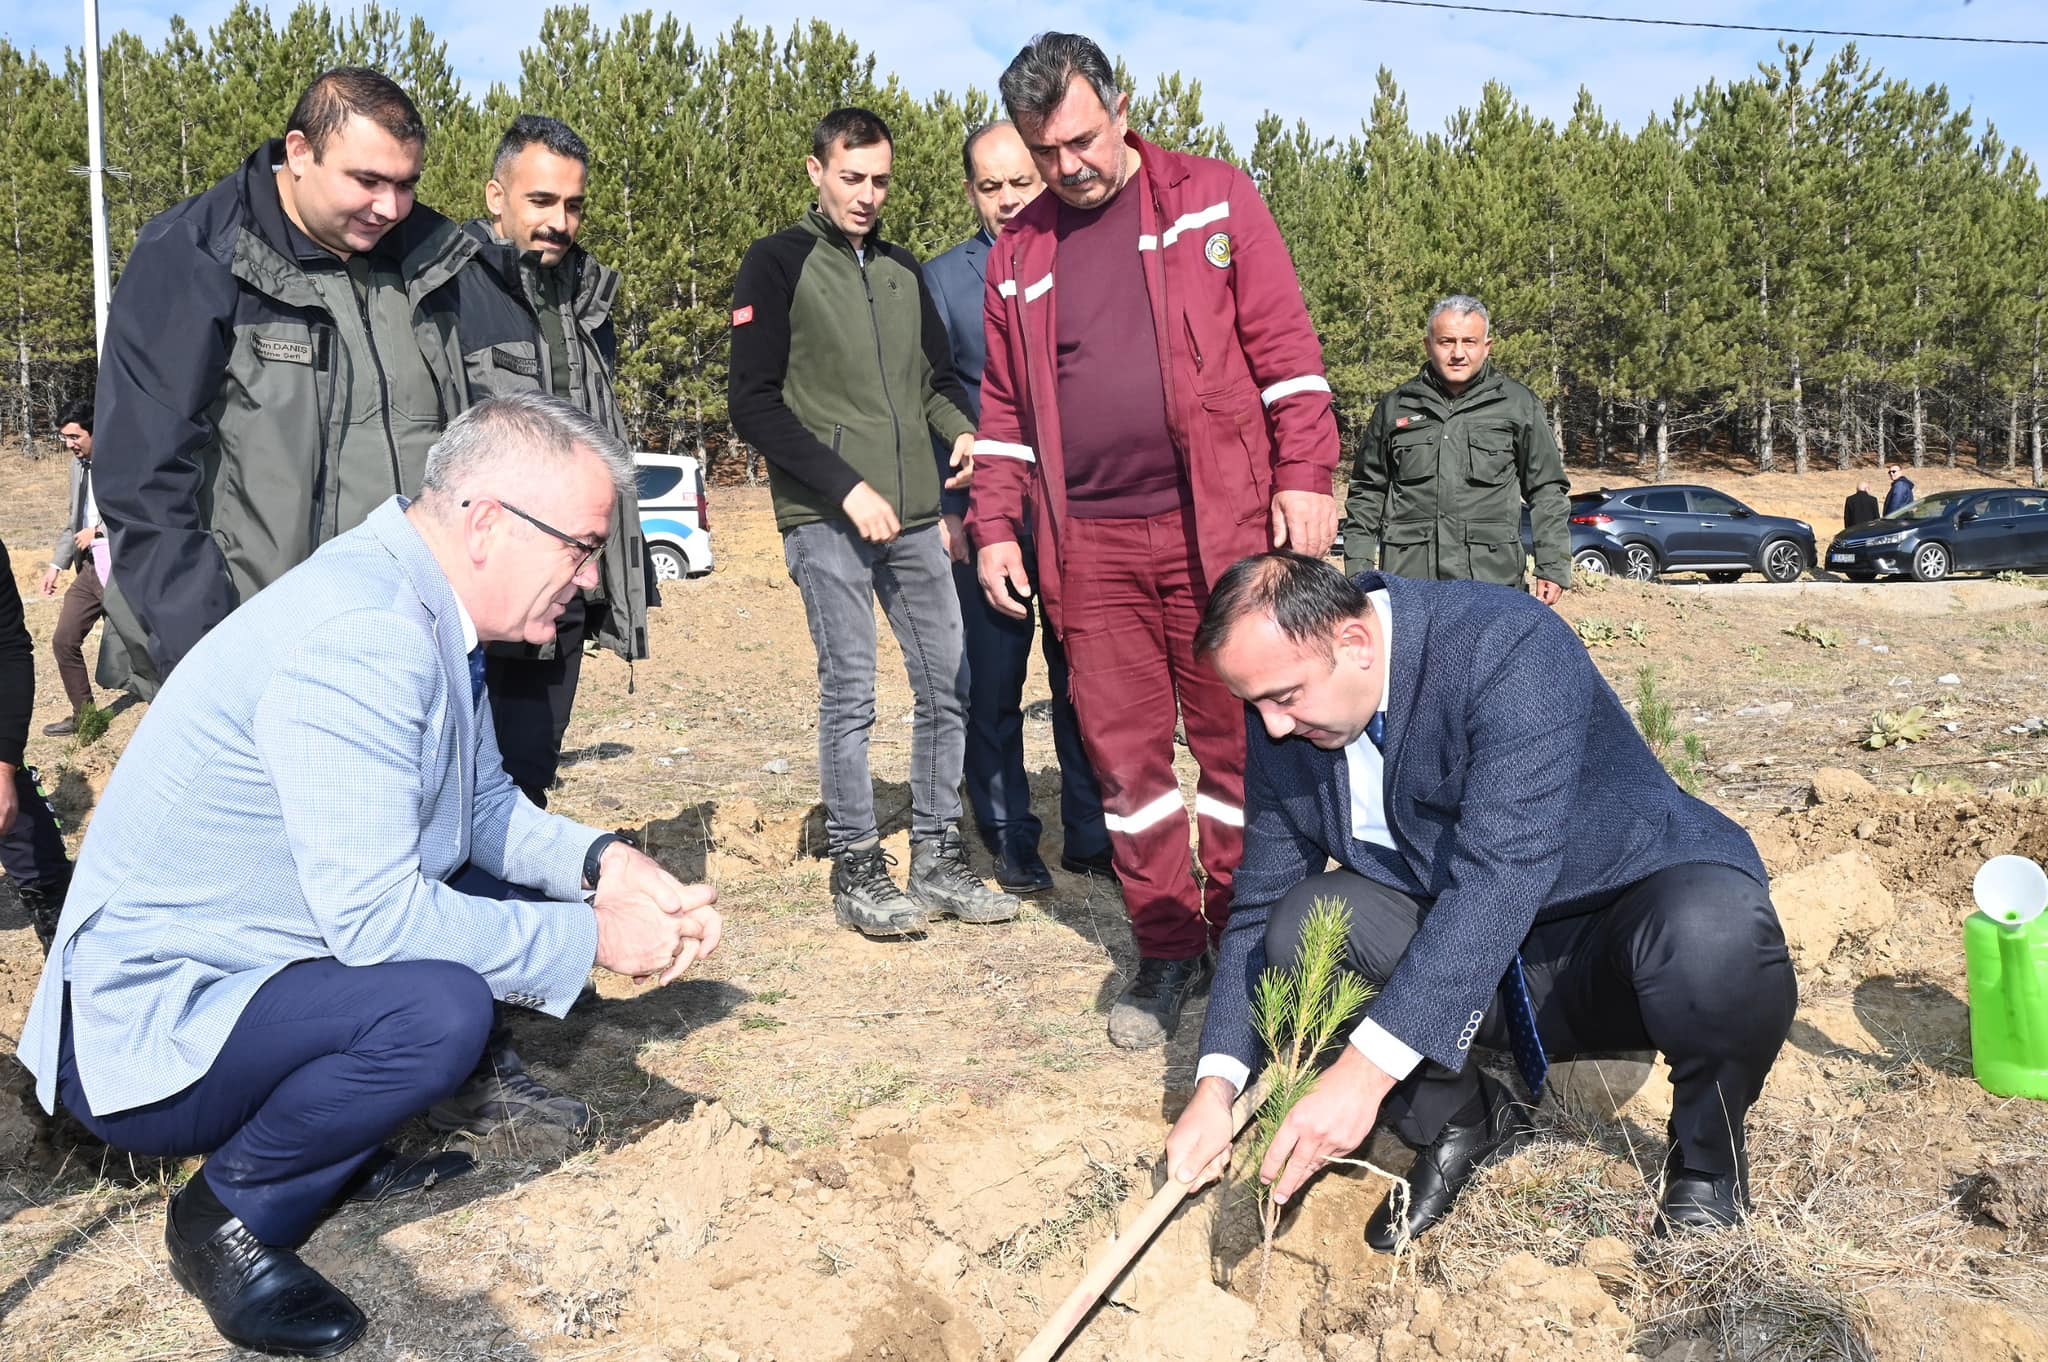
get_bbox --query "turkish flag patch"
[732,305,755,326]
[1395,416,1410,428]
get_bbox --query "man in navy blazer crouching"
[1164,551,1794,1247]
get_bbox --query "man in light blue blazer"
[17,393,721,1359]
[924,119,1109,892]
[1164,552,1793,1250]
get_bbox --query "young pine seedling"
[1246,898,1409,1296]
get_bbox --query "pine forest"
[3,3,2046,483]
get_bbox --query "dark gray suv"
[1568,486,1817,583]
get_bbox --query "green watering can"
[1966,855,2048,1100]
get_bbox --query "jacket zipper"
[354,274,406,497]
[311,321,340,545]
[857,252,906,516]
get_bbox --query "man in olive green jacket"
[1344,295,1570,604]
[94,70,476,696]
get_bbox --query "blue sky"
[12,1,2048,167]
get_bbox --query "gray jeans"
[784,519,966,854]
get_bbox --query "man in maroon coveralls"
[968,31,1341,1048]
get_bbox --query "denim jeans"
[784,519,966,853]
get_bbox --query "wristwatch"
[583,832,623,889]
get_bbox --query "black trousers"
[0,764,69,886]
[950,541,1109,862]
[1266,863,1796,1178]
[485,594,587,807]
[58,958,494,1245]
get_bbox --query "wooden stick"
[1014,1077,1269,1362]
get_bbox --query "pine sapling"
[1245,898,1410,1298]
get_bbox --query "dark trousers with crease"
[57,958,495,1246]
[1265,863,1796,1178]
[951,538,1109,863]
[485,593,587,808]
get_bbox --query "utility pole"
[82,0,112,355]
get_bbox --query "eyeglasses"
[462,497,604,572]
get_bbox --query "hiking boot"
[17,869,69,954]
[427,1038,593,1138]
[909,825,1021,924]
[831,840,928,938]
[1107,953,1213,1049]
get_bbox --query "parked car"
[1520,508,1630,578]
[633,452,714,580]
[1825,487,2048,582]
[1564,485,1816,583]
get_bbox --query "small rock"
[1763,700,1793,716]
[1718,762,1742,776]
[1577,1235,1642,1295]
[670,745,690,755]
[1943,722,1960,732]
[655,757,674,767]
[762,759,790,775]
[1889,677,1912,687]
[2006,725,2030,736]
[2028,717,2046,731]
[1760,754,1775,765]
[1938,673,1962,685]
[1872,644,1891,654]
[1854,819,1877,839]
[1856,637,1870,645]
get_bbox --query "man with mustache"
[969,33,1342,1048]
[923,121,1111,894]
[434,114,656,1145]
[1345,296,1570,603]
[453,115,650,808]
[91,68,477,697]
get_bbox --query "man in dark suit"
[1844,481,1881,529]
[924,120,1109,892]
[1163,552,1794,1247]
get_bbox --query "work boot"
[427,1035,593,1139]
[17,868,70,954]
[909,825,1021,924]
[1107,953,1213,1049]
[41,714,77,738]
[831,840,928,938]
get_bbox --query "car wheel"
[1572,548,1612,577]
[1622,543,1659,582]
[1706,570,1744,584]
[1761,539,1806,583]
[1910,542,1950,582]
[649,545,686,582]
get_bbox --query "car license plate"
[1829,553,1854,565]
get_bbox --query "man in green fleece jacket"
[729,107,1018,938]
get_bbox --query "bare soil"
[3,451,2047,1362]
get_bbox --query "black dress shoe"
[1366,1074,1535,1252]
[1059,845,1115,877]
[1654,1136,1748,1236]
[165,1194,367,1357]
[342,1146,476,1204]
[992,844,1055,894]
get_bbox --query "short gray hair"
[1428,294,1490,336]
[999,32,1120,129]
[420,392,632,513]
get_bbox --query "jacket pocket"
[1392,427,1437,485]
[1466,427,1516,486]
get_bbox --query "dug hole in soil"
[3,473,2048,1362]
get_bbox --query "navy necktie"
[468,646,487,708]
[1366,711,1385,750]
[1501,956,1548,1100]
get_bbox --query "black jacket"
[452,223,650,661]
[0,538,32,767]
[1844,490,1882,528]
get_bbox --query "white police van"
[633,452,714,580]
